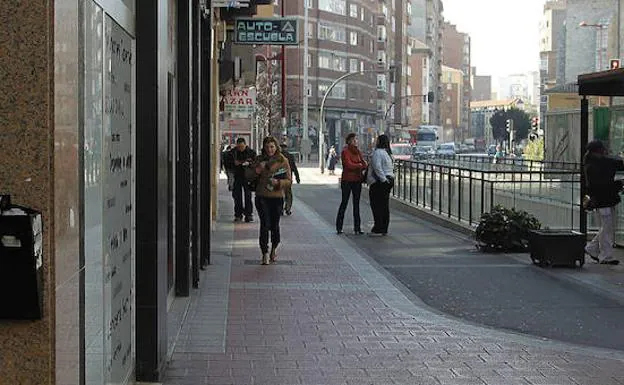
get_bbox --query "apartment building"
[441,65,463,142]
[408,37,432,128]
[425,0,444,126]
[442,21,471,142]
[471,67,492,102]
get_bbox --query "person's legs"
[335,182,351,233]
[598,206,616,262]
[232,177,244,219]
[351,182,362,232]
[268,198,284,261]
[369,183,381,233]
[284,186,293,214]
[255,196,270,263]
[243,183,253,221]
[585,210,601,260]
[379,183,392,233]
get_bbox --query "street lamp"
[579,21,608,71]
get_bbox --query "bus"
[415,125,441,148]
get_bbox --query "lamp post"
[579,21,608,71]
[318,69,393,173]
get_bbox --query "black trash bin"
[0,202,44,320]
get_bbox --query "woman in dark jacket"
[584,140,624,265]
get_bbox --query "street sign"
[221,87,256,116]
[234,18,299,45]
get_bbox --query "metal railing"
[392,158,584,231]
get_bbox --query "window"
[305,0,313,8]
[406,65,412,77]
[446,96,451,102]
[319,0,346,15]
[350,31,358,45]
[319,82,346,98]
[318,22,346,43]
[377,50,386,64]
[377,25,387,41]
[382,4,388,16]
[446,83,452,90]
[377,74,387,91]
[360,9,365,21]
[360,61,365,72]
[318,52,347,71]
[307,22,314,37]
[306,54,312,68]
[350,4,358,18]
[350,58,358,72]
[306,83,312,97]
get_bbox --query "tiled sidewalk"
[163,177,624,385]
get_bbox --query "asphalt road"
[294,181,624,352]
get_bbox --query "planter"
[528,230,585,268]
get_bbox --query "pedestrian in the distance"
[250,136,292,265]
[367,134,395,236]
[335,133,367,235]
[280,144,300,215]
[327,146,338,175]
[584,140,624,265]
[229,138,256,222]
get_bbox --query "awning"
[578,68,624,97]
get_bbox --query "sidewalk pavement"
[163,169,624,385]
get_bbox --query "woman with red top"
[335,133,368,234]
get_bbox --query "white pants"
[586,206,616,260]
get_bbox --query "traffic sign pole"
[281,2,287,135]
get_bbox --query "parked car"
[436,142,456,157]
[412,145,434,160]
[390,143,413,161]
[487,144,497,157]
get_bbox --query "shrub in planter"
[475,205,541,252]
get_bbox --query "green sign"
[234,18,299,45]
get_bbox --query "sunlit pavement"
[163,168,624,385]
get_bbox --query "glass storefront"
[84,1,135,383]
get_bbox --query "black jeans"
[255,196,284,253]
[232,176,253,218]
[369,181,392,233]
[336,181,362,232]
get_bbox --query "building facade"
[471,67,492,102]
[440,65,463,142]
[442,21,471,141]
[426,0,444,126]
[564,0,618,84]
[408,38,433,129]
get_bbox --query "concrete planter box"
[529,230,586,268]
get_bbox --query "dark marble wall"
[0,1,56,384]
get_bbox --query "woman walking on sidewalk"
[584,140,624,265]
[335,133,368,235]
[249,136,292,265]
[367,134,395,235]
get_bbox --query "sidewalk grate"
[244,259,295,265]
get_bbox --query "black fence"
[392,158,584,231]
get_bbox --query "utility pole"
[302,0,310,160]
[280,0,287,135]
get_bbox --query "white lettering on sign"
[237,32,295,43]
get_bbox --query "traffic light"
[610,59,621,70]
[531,116,539,129]
[427,91,435,103]
[389,65,396,83]
[505,119,512,132]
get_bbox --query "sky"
[442,0,545,81]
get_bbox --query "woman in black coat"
[584,140,624,265]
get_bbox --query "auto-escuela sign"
[221,87,256,114]
[234,18,298,45]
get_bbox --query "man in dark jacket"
[584,140,624,265]
[229,138,256,222]
[280,144,300,215]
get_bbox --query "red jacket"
[340,145,367,182]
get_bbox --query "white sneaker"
[261,253,269,265]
